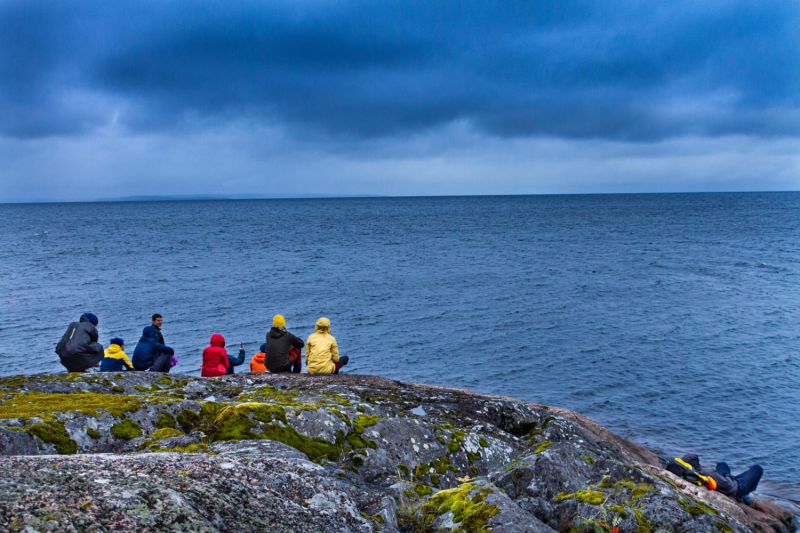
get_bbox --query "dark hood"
[268,327,287,339]
[681,454,702,470]
[141,325,159,339]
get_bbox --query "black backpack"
[665,456,716,489]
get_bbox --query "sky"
[1,0,799,202]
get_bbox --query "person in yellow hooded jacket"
[305,317,349,374]
[99,338,134,372]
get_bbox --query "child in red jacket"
[201,334,229,377]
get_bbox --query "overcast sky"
[1,0,798,201]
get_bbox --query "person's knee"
[752,465,763,476]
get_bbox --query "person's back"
[55,313,105,372]
[305,317,348,374]
[265,315,304,373]
[250,343,268,373]
[201,334,229,377]
[99,338,133,372]
[132,326,174,371]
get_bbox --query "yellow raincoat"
[305,317,339,374]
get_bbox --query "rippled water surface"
[1,194,798,502]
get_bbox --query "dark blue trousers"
[716,462,763,498]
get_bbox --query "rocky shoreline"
[0,372,795,533]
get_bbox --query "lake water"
[0,193,798,505]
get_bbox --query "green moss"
[149,443,208,453]
[596,476,614,488]
[582,455,595,465]
[436,435,447,445]
[430,473,440,486]
[478,437,488,447]
[362,513,385,526]
[211,403,341,462]
[347,433,378,449]
[471,466,479,475]
[615,480,636,490]
[677,499,687,505]
[631,484,655,500]
[608,505,627,519]
[176,409,199,432]
[466,451,481,464]
[398,464,410,475]
[353,414,384,434]
[134,386,148,392]
[150,428,183,440]
[111,418,142,440]
[154,411,177,430]
[342,465,359,473]
[26,421,78,454]
[554,490,605,505]
[448,438,461,452]
[414,484,433,497]
[86,428,102,439]
[534,440,552,454]
[421,483,499,532]
[632,509,654,533]
[431,455,457,475]
[684,506,705,516]
[403,489,416,500]
[352,456,364,467]
[111,386,125,393]
[714,522,734,533]
[0,392,147,420]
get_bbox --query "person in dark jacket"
[265,315,304,373]
[132,325,175,371]
[226,343,246,375]
[682,454,763,504]
[151,313,165,344]
[56,313,105,372]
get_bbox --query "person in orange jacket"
[250,343,267,373]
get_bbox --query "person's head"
[260,343,267,354]
[80,313,98,326]
[210,333,225,347]
[142,326,159,339]
[273,314,285,328]
[110,338,124,349]
[315,317,331,334]
[152,314,163,328]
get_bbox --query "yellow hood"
[315,317,331,334]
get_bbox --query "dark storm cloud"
[0,0,798,140]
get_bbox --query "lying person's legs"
[715,462,732,476]
[333,355,349,374]
[734,465,763,500]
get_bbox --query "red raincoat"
[200,334,229,377]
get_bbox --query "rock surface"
[0,372,794,533]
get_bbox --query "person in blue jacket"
[132,325,174,371]
[226,343,246,374]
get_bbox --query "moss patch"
[632,508,654,533]
[554,490,605,505]
[176,409,200,432]
[631,483,655,500]
[211,403,341,462]
[110,418,142,440]
[86,428,102,439]
[421,483,499,532]
[0,392,146,420]
[414,484,433,497]
[154,411,177,430]
[582,455,595,465]
[478,437,488,447]
[26,421,78,454]
[534,440,553,454]
[149,443,208,453]
[150,428,183,440]
[608,505,627,519]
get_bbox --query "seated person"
[250,343,268,373]
[305,317,349,374]
[132,326,174,371]
[55,313,104,372]
[226,343,246,374]
[266,315,304,374]
[201,334,229,377]
[99,338,133,371]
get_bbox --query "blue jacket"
[132,326,174,370]
[226,349,246,375]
